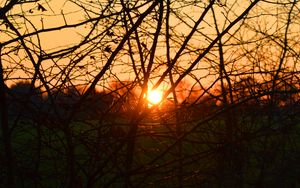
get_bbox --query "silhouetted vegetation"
[2,0,300,187]
[1,80,300,187]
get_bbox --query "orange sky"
[2,0,300,101]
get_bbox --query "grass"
[2,106,300,187]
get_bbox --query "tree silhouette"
[1,0,300,187]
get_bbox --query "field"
[2,98,300,187]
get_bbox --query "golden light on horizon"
[147,90,163,105]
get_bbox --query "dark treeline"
[7,77,300,121]
[7,81,118,120]
[2,80,300,187]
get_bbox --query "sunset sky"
[1,0,299,99]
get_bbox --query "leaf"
[104,46,112,53]
[107,30,114,37]
[141,42,147,48]
[37,3,47,12]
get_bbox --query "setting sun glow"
[147,90,163,105]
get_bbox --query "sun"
[147,90,163,105]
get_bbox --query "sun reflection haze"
[147,90,163,105]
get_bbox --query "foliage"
[1,0,300,187]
